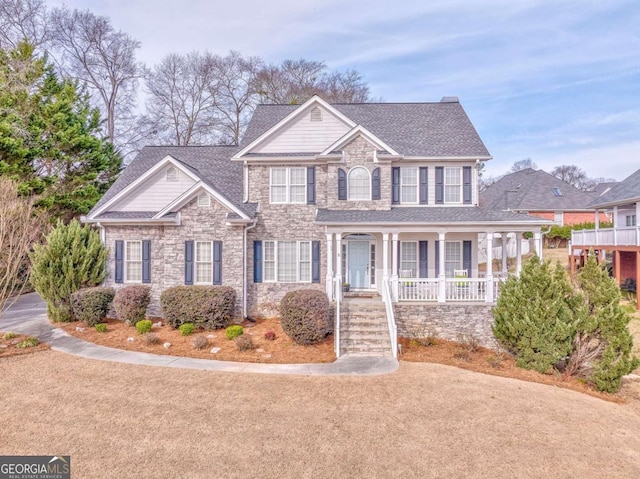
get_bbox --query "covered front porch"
[324,227,543,304]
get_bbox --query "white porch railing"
[382,278,398,358]
[571,227,640,247]
[334,276,342,358]
[397,277,505,302]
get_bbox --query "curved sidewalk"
[0,293,398,376]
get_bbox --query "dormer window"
[310,107,323,122]
[197,193,210,207]
[166,167,178,182]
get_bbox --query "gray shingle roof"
[95,211,178,220]
[315,207,549,224]
[480,169,598,211]
[589,168,640,207]
[242,101,490,158]
[89,146,257,218]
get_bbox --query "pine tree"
[30,220,107,322]
[492,256,577,373]
[571,254,639,392]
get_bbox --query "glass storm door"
[348,241,370,289]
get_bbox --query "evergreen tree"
[30,219,107,322]
[492,256,577,373]
[0,41,121,220]
[571,254,639,392]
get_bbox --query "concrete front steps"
[340,296,392,357]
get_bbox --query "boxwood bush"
[114,285,151,325]
[280,289,332,345]
[70,287,115,326]
[160,286,236,330]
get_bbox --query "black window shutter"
[311,241,320,283]
[419,167,428,204]
[253,241,262,283]
[397,241,401,274]
[307,166,316,204]
[213,241,222,285]
[115,240,124,284]
[142,240,151,284]
[338,168,347,200]
[435,240,440,275]
[372,167,381,200]
[463,166,472,204]
[184,240,194,285]
[463,240,472,276]
[419,241,428,278]
[392,167,400,204]
[435,167,444,204]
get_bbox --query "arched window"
[348,167,371,200]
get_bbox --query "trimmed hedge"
[114,285,151,325]
[280,289,332,345]
[70,287,115,326]
[160,286,236,330]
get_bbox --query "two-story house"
[83,95,550,356]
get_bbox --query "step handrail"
[382,278,398,358]
[334,276,341,358]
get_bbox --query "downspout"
[243,219,258,319]
[97,222,106,245]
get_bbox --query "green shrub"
[492,256,577,373]
[280,289,332,345]
[179,323,195,336]
[135,319,153,334]
[160,286,236,330]
[70,287,115,326]
[192,336,209,350]
[95,323,107,333]
[142,332,161,346]
[235,334,255,351]
[3,332,18,340]
[30,219,107,322]
[114,285,150,324]
[16,337,39,348]
[225,325,244,340]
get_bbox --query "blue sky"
[50,0,640,180]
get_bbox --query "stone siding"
[393,303,498,349]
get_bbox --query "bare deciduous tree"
[0,0,48,50]
[551,165,615,191]
[0,179,46,315]
[48,7,144,150]
[510,158,537,173]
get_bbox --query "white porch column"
[325,233,334,300]
[438,232,446,303]
[534,231,542,260]
[335,234,343,300]
[391,233,399,300]
[382,233,390,283]
[613,206,618,245]
[501,232,508,277]
[515,232,522,276]
[485,232,494,303]
[636,202,640,246]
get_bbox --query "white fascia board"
[88,155,200,219]
[232,95,357,159]
[401,155,493,161]
[154,181,250,220]
[83,217,180,225]
[319,125,400,157]
[590,197,640,209]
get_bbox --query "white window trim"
[445,241,463,277]
[347,166,372,201]
[270,167,307,204]
[444,167,463,204]
[263,240,312,283]
[554,211,564,226]
[194,241,213,285]
[124,240,142,284]
[400,167,419,204]
[197,193,210,207]
[400,241,418,278]
[626,214,637,227]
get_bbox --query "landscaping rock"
[75,327,85,332]
[127,337,134,343]
[262,354,272,359]
[210,347,221,354]
[207,334,216,339]
[152,322,162,329]
[163,342,171,349]
[256,348,264,353]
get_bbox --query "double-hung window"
[348,167,371,200]
[195,241,212,284]
[401,168,418,204]
[444,167,462,203]
[263,241,311,282]
[125,240,142,283]
[270,167,306,204]
[445,241,462,277]
[400,241,418,277]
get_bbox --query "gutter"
[242,219,258,319]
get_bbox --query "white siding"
[254,107,350,153]
[113,167,196,212]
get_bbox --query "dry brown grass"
[1,351,639,479]
[0,331,49,358]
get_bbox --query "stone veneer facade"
[393,303,498,349]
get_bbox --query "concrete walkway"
[0,293,398,376]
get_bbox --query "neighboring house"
[83,95,550,356]
[480,168,609,226]
[571,168,640,309]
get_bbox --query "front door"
[348,241,370,289]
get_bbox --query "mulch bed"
[0,333,50,359]
[56,317,336,364]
